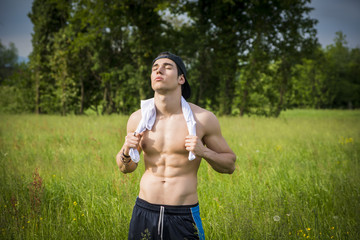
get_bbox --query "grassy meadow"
[0,110,359,239]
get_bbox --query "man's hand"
[185,135,206,157]
[124,132,144,155]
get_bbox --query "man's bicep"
[125,110,143,153]
[126,110,141,133]
[204,133,233,154]
[203,114,233,154]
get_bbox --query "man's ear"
[178,74,185,85]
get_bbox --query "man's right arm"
[116,110,142,174]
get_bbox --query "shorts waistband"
[135,197,199,215]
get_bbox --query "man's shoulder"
[127,109,142,130]
[129,109,142,119]
[189,103,217,122]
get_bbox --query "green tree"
[0,41,18,83]
[28,0,70,114]
[324,32,360,108]
[0,42,33,113]
[290,47,328,108]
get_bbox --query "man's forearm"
[201,147,236,174]
[116,147,138,173]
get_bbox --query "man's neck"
[154,93,182,117]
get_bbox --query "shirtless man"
[116,52,236,240]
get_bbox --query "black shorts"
[128,197,205,240]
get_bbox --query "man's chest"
[140,116,195,155]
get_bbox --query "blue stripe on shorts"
[191,205,205,240]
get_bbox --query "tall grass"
[0,110,359,239]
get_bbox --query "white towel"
[129,96,196,163]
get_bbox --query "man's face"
[151,58,185,94]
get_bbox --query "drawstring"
[158,206,165,240]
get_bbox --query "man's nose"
[157,66,164,74]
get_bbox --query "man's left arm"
[185,113,236,174]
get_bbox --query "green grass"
[0,110,359,239]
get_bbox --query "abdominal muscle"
[138,153,200,206]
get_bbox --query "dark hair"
[152,52,191,99]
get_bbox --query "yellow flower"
[307,228,311,231]
[73,201,77,206]
[73,218,76,221]
[331,227,335,230]
[81,213,85,217]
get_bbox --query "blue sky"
[0,0,359,58]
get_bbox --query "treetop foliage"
[0,0,359,116]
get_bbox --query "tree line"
[1,0,359,116]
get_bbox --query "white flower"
[273,215,280,222]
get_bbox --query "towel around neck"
[129,96,196,163]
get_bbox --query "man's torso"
[138,106,204,205]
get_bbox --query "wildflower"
[307,228,311,231]
[73,201,77,206]
[273,215,280,222]
[275,145,282,151]
[73,218,76,221]
[331,227,335,230]
[345,137,353,144]
[81,213,85,217]
[331,236,334,239]
[286,213,291,217]
[53,175,56,178]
